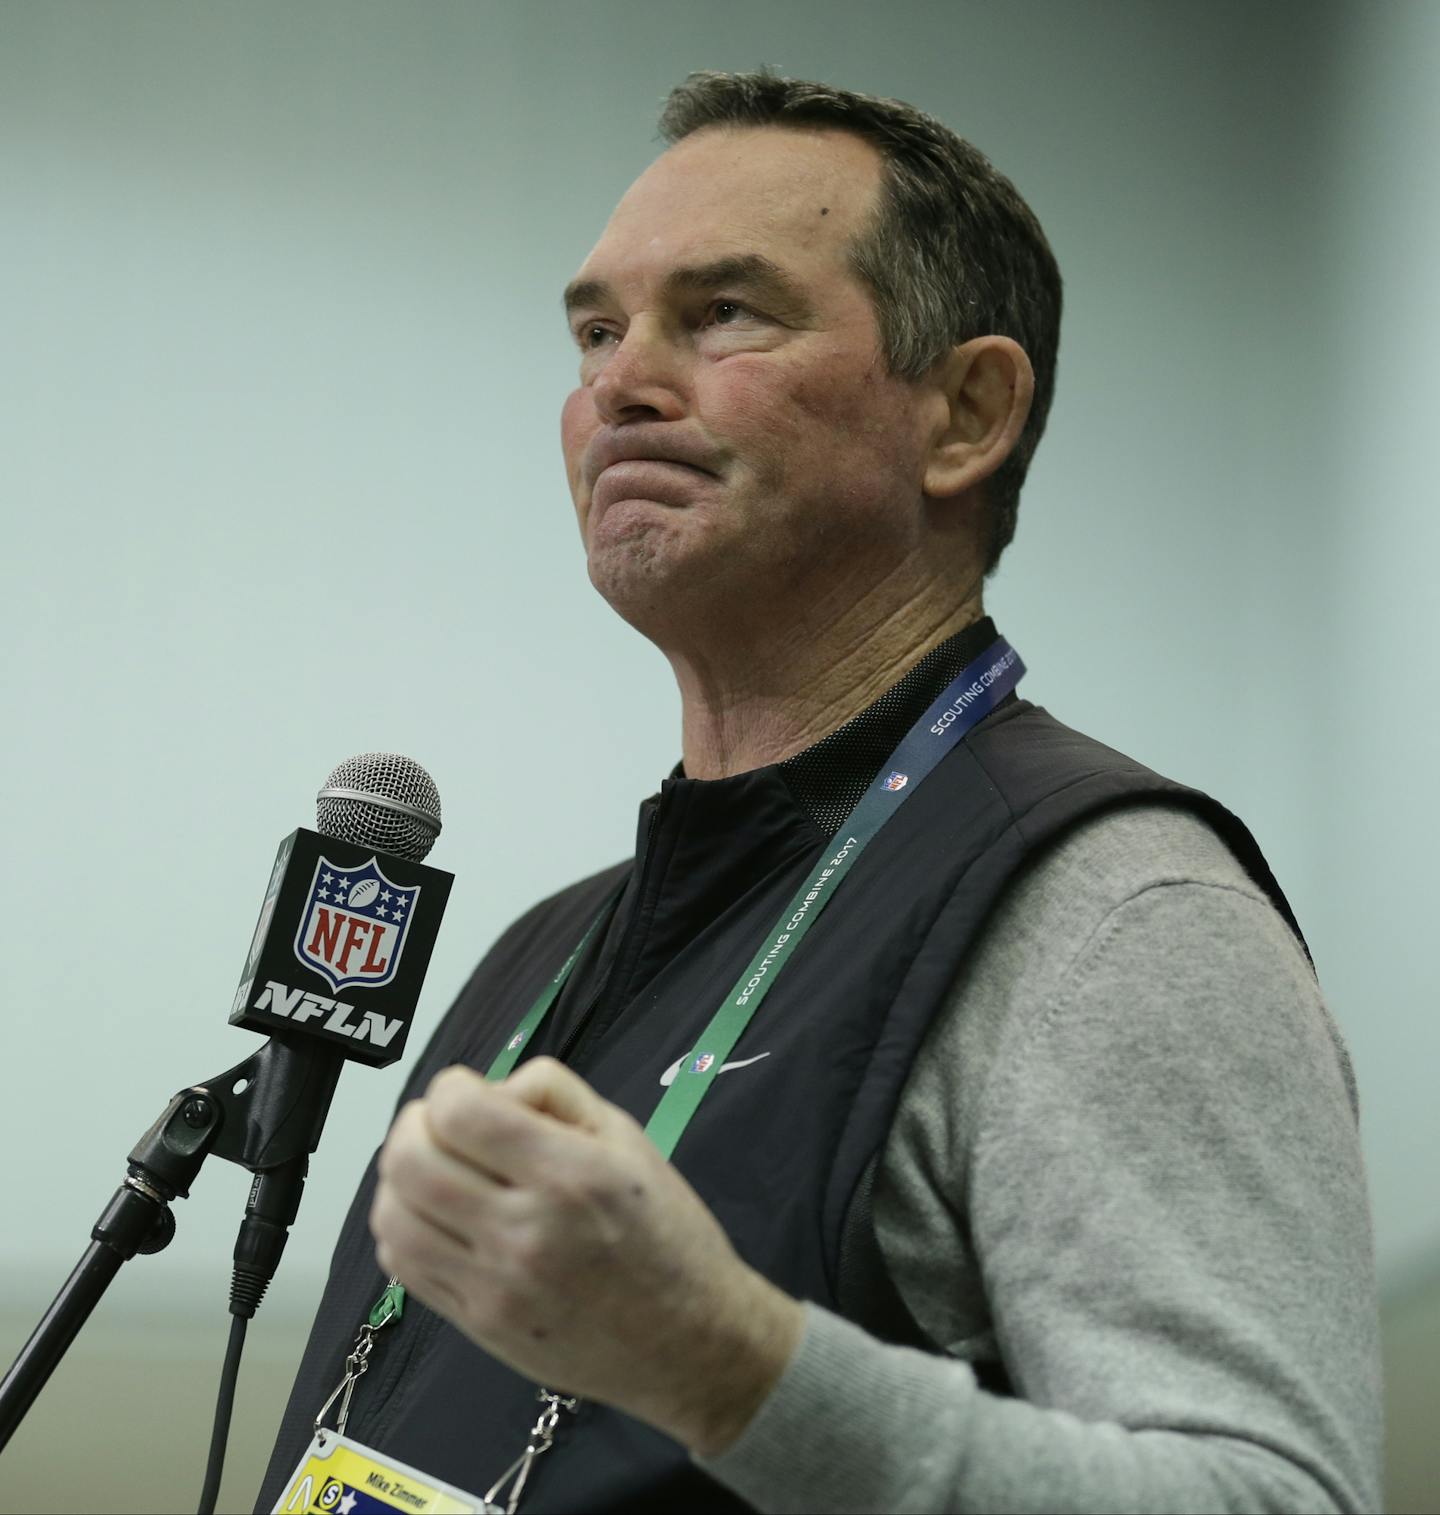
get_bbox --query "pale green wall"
[1,3,1435,1510]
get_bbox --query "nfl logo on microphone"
[231,826,453,1067]
[294,855,420,993]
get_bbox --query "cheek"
[560,387,595,497]
[697,361,811,479]
[707,355,914,494]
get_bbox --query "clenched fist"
[368,1057,804,1456]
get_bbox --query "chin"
[586,507,718,632]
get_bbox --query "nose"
[590,317,688,426]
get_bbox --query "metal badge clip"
[482,1389,579,1515]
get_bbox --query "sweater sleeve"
[699,860,1383,1512]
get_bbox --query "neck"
[668,572,985,780]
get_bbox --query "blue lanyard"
[490,637,1026,1157]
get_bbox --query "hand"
[369,1057,805,1456]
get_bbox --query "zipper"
[555,783,675,1070]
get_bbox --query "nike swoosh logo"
[659,1052,771,1087]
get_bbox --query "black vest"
[257,631,1301,1513]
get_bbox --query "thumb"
[498,1055,625,1138]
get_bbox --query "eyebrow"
[562,254,814,322]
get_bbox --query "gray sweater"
[703,804,1383,1513]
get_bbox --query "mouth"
[595,454,715,480]
[589,458,716,514]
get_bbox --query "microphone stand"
[0,1033,343,1453]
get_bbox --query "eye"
[577,322,617,351]
[704,300,758,328]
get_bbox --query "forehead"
[575,125,884,289]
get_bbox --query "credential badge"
[294,855,420,993]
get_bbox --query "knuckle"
[505,1055,559,1093]
[397,1095,429,1127]
[378,1104,424,1172]
[380,1144,476,1228]
[375,1141,400,1184]
[414,1164,468,1219]
[377,1141,419,1194]
[368,1186,401,1243]
[425,1067,478,1126]
[427,1064,472,1098]
[425,1083,478,1148]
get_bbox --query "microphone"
[317,750,444,860]
[222,754,453,1316]
[202,755,451,1511]
[229,753,453,1070]
[0,753,455,1466]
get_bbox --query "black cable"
[197,1313,248,1515]
[197,1163,304,1513]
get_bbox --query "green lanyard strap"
[484,909,613,1082]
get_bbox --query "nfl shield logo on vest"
[882,771,909,791]
[294,855,420,993]
[691,1052,715,1075]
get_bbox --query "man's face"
[560,125,942,637]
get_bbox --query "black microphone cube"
[229,828,454,1066]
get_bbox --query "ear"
[922,337,1035,500]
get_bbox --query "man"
[260,73,1381,1513]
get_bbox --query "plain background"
[1,2,1435,1510]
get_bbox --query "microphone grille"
[316,753,442,862]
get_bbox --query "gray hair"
[658,71,1062,573]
